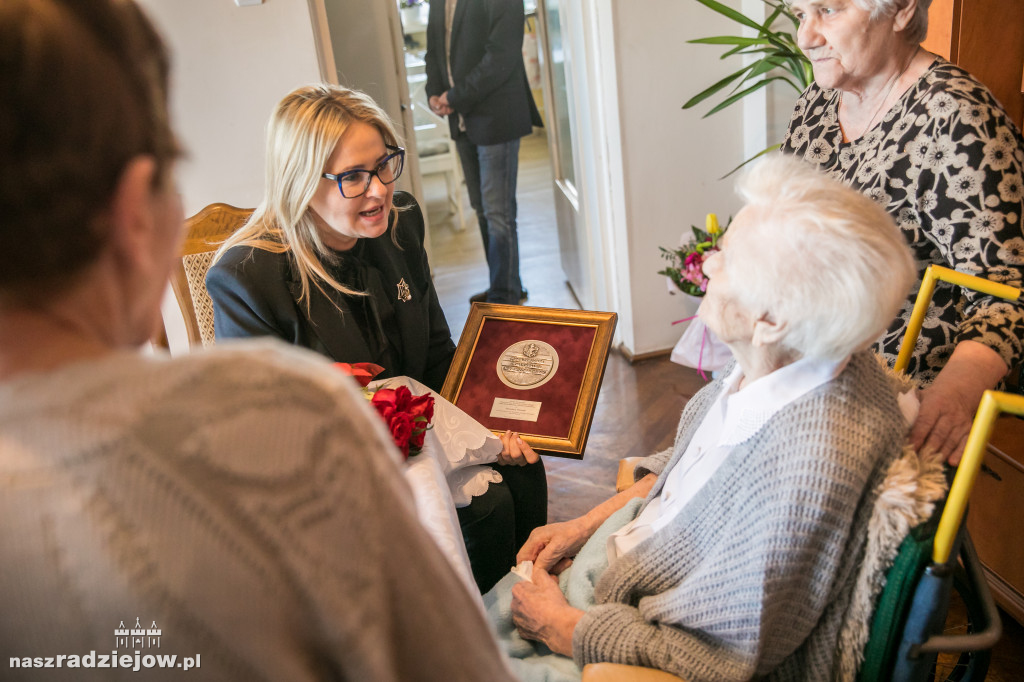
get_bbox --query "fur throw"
[834,360,948,681]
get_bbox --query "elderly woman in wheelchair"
[486,155,936,682]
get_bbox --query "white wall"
[137,0,327,352]
[137,0,325,217]
[321,0,422,213]
[607,0,748,356]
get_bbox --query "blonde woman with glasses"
[208,84,455,391]
[207,84,548,594]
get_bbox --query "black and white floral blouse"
[781,58,1024,384]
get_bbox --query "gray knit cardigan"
[0,341,514,682]
[572,351,907,681]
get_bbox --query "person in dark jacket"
[207,84,547,592]
[425,0,543,305]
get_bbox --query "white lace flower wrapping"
[369,376,504,605]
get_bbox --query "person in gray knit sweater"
[491,155,919,681]
[0,2,514,680]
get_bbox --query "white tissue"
[511,560,534,583]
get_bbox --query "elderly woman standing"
[487,155,918,681]
[781,0,1024,464]
[0,1,516,679]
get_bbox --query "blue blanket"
[483,499,644,682]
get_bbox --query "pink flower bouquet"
[658,213,726,297]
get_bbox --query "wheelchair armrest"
[914,531,1002,655]
[616,457,644,493]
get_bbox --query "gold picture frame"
[441,303,617,459]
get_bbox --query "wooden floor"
[419,129,1024,680]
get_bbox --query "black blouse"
[323,241,402,374]
[782,59,1024,383]
[207,192,456,392]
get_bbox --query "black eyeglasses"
[321,145,405,198]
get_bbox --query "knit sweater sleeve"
[632,370,729,481]
[573,354,904,681]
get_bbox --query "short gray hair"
[852,0,931,45]
[726,154,915,362]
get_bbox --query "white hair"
[852,0,931,44]
[787,0,931,45]
[726,154,916,362]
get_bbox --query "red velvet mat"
[454,318,597,438]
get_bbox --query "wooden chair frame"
[169,203,253,348]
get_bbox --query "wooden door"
[923,0,1024,127]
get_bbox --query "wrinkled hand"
[429,93,453,116]
[511,567,584,656]
[498,430,540,466]
[516,517,590,574]
[911,382,976,465]
[910,341,1007,466]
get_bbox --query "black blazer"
[206,193,456,392]
[424,0,542,146]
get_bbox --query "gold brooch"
[396,278,412,303]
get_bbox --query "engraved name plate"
[489,397,543,422]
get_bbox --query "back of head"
[730,154,916,362]
[0,0,178,300]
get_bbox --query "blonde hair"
[728,154,916,362]
[214,84,403,307]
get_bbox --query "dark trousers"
[457,458,548,593]
[454,135,523,304]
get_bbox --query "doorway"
[400,1,570,338]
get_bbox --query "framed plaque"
[441,304,617,459]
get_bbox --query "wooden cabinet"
[923,0,1024,128]
[923,0,1024,625]
[966,416,1024,624]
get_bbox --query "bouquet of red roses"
[369,386,434,459]
[335,363,435,460]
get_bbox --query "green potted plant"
[683,0,812,174]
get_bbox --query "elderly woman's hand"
[498,430,540,466]
[511,567,585,657]
[911,341,1008,465]
[516,518,591,574]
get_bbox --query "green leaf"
[738,58,782,84]
[703,76,787,117]
[690,0,765,32]
[718,143,782,179]
[683,0,813,168]
[721,44,747,59]
[688,35,773,47]
[778,75,807,93]
[682,67,750,109]
[763,4,784,27]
